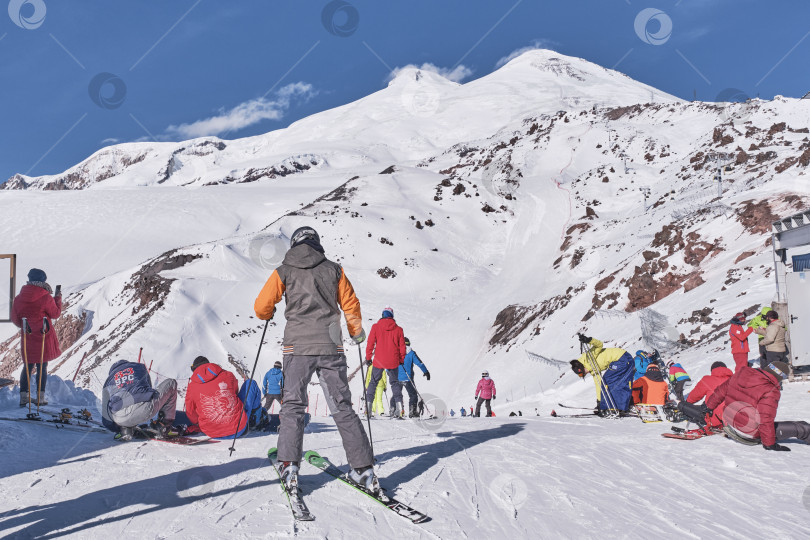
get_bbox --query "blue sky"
[1,0,809,182]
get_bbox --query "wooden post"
[137,347,143,363]
[72,352,88,383]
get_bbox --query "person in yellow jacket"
[364,367,387,417]
[570,334,635,412]
[747,306,773,362]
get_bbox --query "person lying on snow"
[570,334,634,413]
[102,359,177,441]
[186,356,259,439]
[705,360,810,451]
[685,361,733,427]
[631,364,669,405]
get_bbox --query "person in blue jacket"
[263,360,284,411]
[394,337,430,418]
[101,359,177,441]
[633,350,652,381]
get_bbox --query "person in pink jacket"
[474,370,496,417]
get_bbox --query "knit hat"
[27,268,47,282]
[730,312,746,325]
[404,337,410,346]
[191,356,210,371]
[274,360,282,369]
[382,307,394,319]
[762,360,789,381]
[711,361,727,371]
[645,364,660,373]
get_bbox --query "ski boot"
[348,465,381,494]
[35,394,48,406]
[152,412,174,439]
[278,461,300,487]
[115,426,135,442]
[409,405,419,418]
[19,391,29,407]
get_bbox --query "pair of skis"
[268,448,429,524]
[551,403,662,422]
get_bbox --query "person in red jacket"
[11,268,62,406]
[686,361,733,427]
[474,370,496,417]
[706,360,810,450]
[185,357,248,439]
[729,312,753,372]
[365,307,406,417]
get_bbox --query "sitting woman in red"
[185,356,248,439]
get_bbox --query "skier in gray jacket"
[254,226,377,492]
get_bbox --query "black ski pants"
[20,362,47,393]
[775,421,810,444]
[475,397,492,417]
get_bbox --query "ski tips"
[550,409,557,417]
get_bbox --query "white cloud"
[165,83,316,139]
[388,63,474,83]
[100,137,120,145]
[495,39,558,69]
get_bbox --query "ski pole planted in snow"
[357,344,375,460]
[137,347,143,364]
[229,320,269,456]
[21,318,32,412]
[37,317,49,409]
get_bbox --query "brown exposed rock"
[736,199,778,235]
[377,267,397,279]
[683,273,705,292]
[734,251,755,264]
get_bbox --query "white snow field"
[0,379,808,539]
[1,49,810,537]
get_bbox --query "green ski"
[268,448,314,521]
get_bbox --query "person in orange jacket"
[631,364,669,405]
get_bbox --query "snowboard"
[661,426,723,440]
[304,450,429,524]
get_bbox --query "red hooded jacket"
[11,284,62,363]
[687,365,733,426]
[706,366,781,446]
[185,363,248,438]
[366,318,406,369]
[729,324,753,354]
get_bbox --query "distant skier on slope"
[185,356,249,439]
[102,359,177,441]
[474,370,496,417]
[11,268,62,407]
[570,334,634,413]
[752,310,788,364]
[262,360,284,412]
[729,312,753,371]
[254,226,377,492]
[397,337,430,418]
[686,361,733,427]
[365,307,406,418]
[364,365,387,417]
[460,407,467,417]
[706,360,810,450]
[631,364,669,405]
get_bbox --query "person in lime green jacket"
[364,366,387,417]
[570,334,635,412]
[748,307,772,361]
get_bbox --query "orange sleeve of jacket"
[337,268,363,337]
[254,270,286,320]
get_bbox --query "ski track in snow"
[1,387,809,539]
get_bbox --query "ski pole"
[72,351,88,383]
[357,344,375,460]
[402,369,430,418]
[137,347,143,364]
[21,318,32,413]
[37,317,49,410]
[228,320,269,456]
[581,341,618,413]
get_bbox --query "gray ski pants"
[279,354,373,468]
[110,379,177,428]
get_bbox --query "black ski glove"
[699,404,713,417]
[425,371,430,381]
[492,396,496,400]
[764,443,791,452]
[366,358,372,366]
[578,333,591,344]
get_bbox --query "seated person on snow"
[102,359,177,441]
[185,356,249,439]
[570,334,635,412]
[705,360,810,451]
[685,361,733,427]
[631,364,669,405]
[666,361,692,401]
[633,350,653,381]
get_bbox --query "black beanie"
[710,361,727,371]
[191,356,210,371]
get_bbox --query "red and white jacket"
[185,363,248,438]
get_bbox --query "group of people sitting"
[568,305,810,451]
[101,356,280,441]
